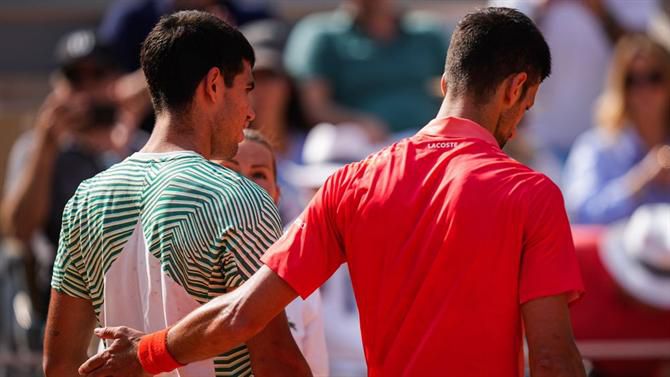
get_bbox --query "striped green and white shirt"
[52,151,283,377]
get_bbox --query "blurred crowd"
[0,0,669,376]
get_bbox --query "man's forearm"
[528,345,586,377]
[44,357,88,377]
[78,266,303,377]
[523,295,587,377]
[2,133,58,241]
[247,312,312,377]
[164,277,310,376]
[44,290,97,377]
[166,267,297,365]
[166,288,257,364]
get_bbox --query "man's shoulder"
[502,165,564,210]
[162,160,279,226]
[316,140,412,201]
[521,171,562,197]
[340,136,436,179]
[60,159,145,216]
[492,156,560,195]
[329,141,396,183]
[173,160,272,202]
[452,146,562,200]
[163,157,235,185]
[79,157,148,188]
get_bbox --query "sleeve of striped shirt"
[51,194,90,300]
[222,185,283,288]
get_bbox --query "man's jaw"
[238,122,250,143]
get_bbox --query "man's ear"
[440,74,448,97]
[503,72,528,108]
[203,67,222,104]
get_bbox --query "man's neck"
[140,112,212,159]
[435,96,498,135]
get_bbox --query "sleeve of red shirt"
[261,169,348,299]
[519,178,585,305]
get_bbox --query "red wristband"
[137,328,184,375]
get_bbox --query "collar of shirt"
[418,116,500,148]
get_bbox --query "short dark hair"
[141,10,255,113]
[445,7,551,103]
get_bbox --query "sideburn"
[493,81,531,148]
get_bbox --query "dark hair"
[141,10,255,113]
[445,7,551,103]
[243,128,277,180]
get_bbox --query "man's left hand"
[78,326,149,377]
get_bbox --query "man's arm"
[43,289,97,377]
[0,131,58,241]
[246,311,312,376]
[1,93,72,241]
[79,265,310,377]
[522,294,586,377]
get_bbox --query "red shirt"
[571,227,670,377]
[263,117,584,376]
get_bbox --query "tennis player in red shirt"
[80,7,586,377]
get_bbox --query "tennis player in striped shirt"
[43,10,310,377]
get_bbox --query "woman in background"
[564,34,670,224]
[213,129,329,376]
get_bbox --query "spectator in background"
[214,129,329,376]
[564,34,670,225]
[570,204,670,377]
[283,0,447,141]
[0,30,146,318]
[240,20,312,225]
[492,0,658,181]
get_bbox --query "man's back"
[264,117,583,376]
[53,151,282,377]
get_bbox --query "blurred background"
[1,0,669,376]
